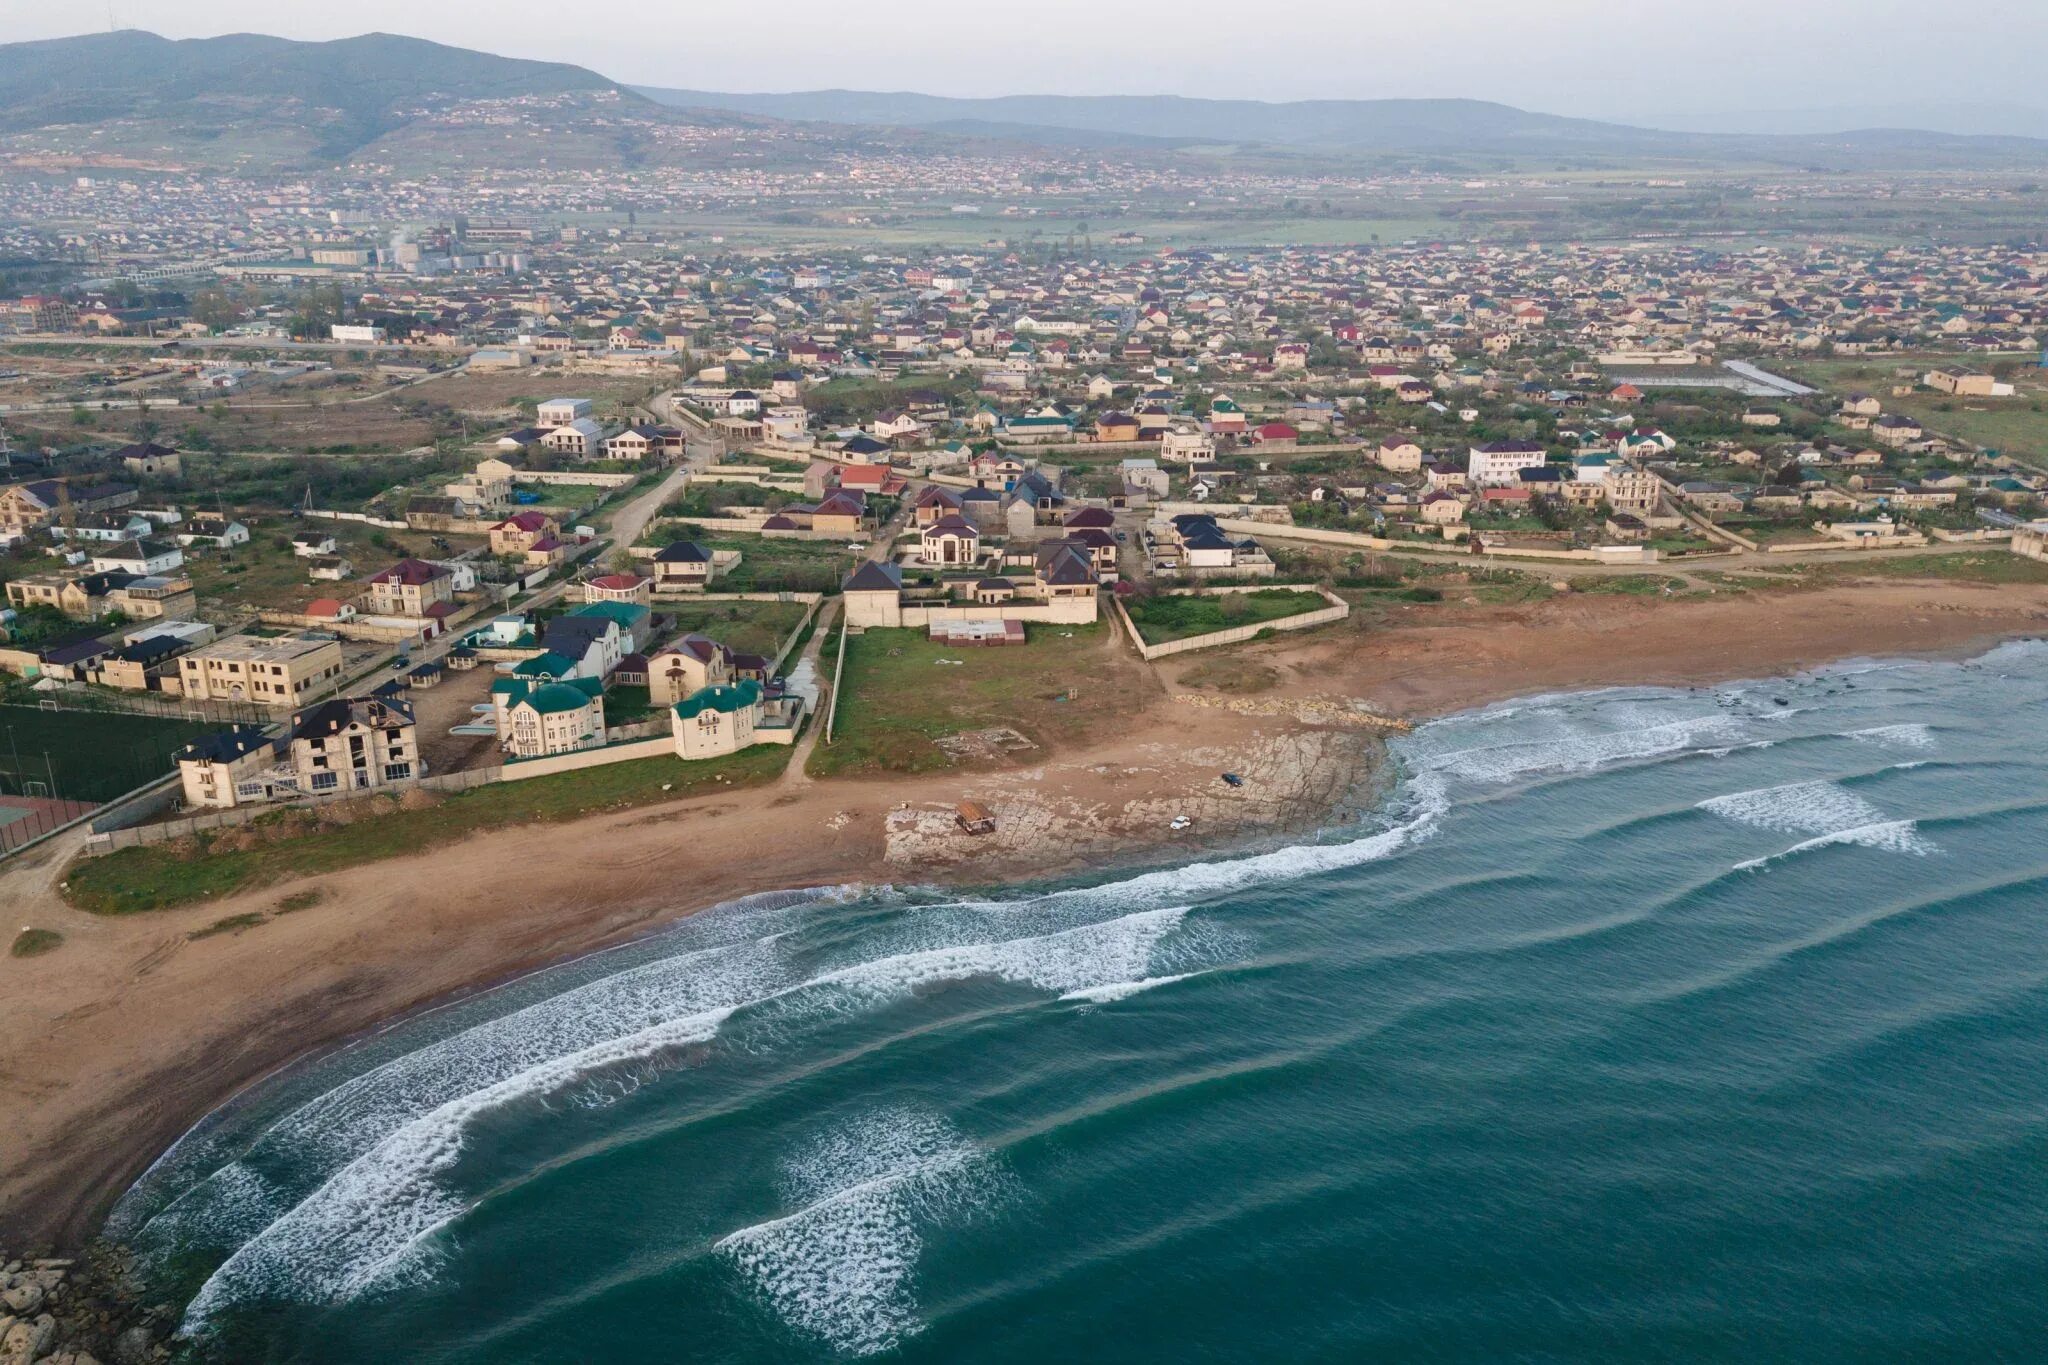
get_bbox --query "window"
[310,771,339,791]
[384,763,412,782]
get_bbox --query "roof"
[673,679,763,721]
[288,695,413,741]
[843,560,904,593]
[654,540,711,563]
[369,558,449,587]
[179,725,273,765]
[518,681,603,716]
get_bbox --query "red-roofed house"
[583,573,652,606]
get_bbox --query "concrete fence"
[79,734,684,856]
[306,508,409,531]
[1114,585,1351,662]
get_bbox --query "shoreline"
[1,576,2044,1255]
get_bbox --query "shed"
[956,801,997,835]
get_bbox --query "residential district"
[0,203,2045,855]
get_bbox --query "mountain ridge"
[634,85,2048,165]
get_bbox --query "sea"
[114,640,2048,1362]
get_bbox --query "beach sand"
[1,574,2043,1250]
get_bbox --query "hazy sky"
[4,0,2045,128]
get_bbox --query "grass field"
[661,600,811,658]
[0,704,217,804]
[62,745,792,915]
[1122,589,1331,645]
[184,520,482,614]
[808,622,1146,778]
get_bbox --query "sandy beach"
[2,573,2044,1251]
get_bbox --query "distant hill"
[635,87,2048,167]
[0,30,625,166]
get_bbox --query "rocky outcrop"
[0,1251,163,1365]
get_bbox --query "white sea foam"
[1699,779,1890,835]
[1705,780,1937,866]
[1847,723,1937,751]
[175,906,1194,1330]
[1412,711,1748,786]
[717,1108,1003,1356]
[183,1005,737,1326]
[800,907,1191,1010]
[1061,973,1199,1005]
[1735,820,1936,870]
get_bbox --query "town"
[0,205,2044,885]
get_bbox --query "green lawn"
[0,704,217,804]
[1122,589,1331,645]
[62,746,792,915]
[809,623,1141,778]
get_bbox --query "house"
[175,512,249,550]
[541,418,605,459]
[1419,490,1467,525]
[283,696,421,796]
[364,559,455,618]
[671,681,777,760]
[1095,411,1140,443]
[912,484,966,527]
[1206,395,1248,435]
[489,510,559,556]
[920,515,982,567]
[291,530,337,558]
[500,678,607,758]
[583,572,652,606]
[177,634,346,707]
[536,610,627,679]
[648,633,739,706]
[1251,422,1300,446]
[1377,439,1423,473]
[604,425,683,461]
[1467,441,1549,488]
[1872,414,1924,448]
[176,726,278,810]
[651,540,716,591]
[536,397,594,429]
[1160,427,1217,466]
[89,538,184,577]
[840,560,907,627]
[114,441,182,479]
[0,478,138,534]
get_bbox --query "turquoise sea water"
[118,641,2048,1362]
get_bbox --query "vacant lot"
[424,369,671,421]
[809,622,1151,778]
[660,599,811,658]
[1123,589,1331,645]
[63,744,793,915]
[183,519,484,615]
[0,703,217,803]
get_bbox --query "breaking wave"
[717,1108,1007,1356]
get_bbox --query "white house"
[1467,441,1549,488]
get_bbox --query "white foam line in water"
[176,907,1194,1329]
[1847,723,1937,750]
[183,1003,737,1326]
[1039,777,1447,915]
[1699,779,1890,836]
[1061,972,1201,1005]
[1412,713,1748,786]
[716,1109,998,1357]
[1735,820,1938,871]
